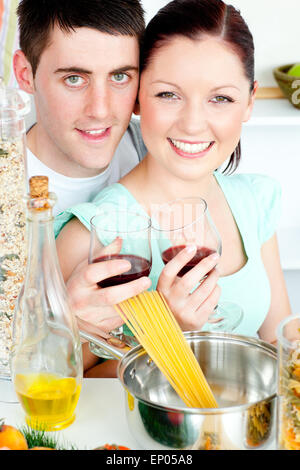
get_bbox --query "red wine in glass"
[93,254,151,288]
[162,245,216,277]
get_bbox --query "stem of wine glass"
[204,302,244,333]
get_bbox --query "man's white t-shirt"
[26,120,146,216]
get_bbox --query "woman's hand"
[157,245,221,331]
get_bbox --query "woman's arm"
[258,233,292,344]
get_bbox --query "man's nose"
[84,83,111,121]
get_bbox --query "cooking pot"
[80,330,277,450]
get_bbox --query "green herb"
[18,424,78,450]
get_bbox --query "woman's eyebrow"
[150,81,241,92]
[151,80,182,90]
[211,85,240,91]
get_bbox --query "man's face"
[32,26,139,177]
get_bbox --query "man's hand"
[56,217,152,337]
[66,256,151,335]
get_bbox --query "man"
[14,0,146,215]
[13,0,150,354]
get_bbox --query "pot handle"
[79,329,137,360]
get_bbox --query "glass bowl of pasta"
[277,315,300,450]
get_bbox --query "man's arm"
[56,217,151,375]
[56,217,151,334]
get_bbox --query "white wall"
[141,0,300,87]
[141,0,169,23]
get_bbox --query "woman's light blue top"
[54,171,281,338]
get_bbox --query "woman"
[56,0,291,376]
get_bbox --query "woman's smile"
[168,138,215,159]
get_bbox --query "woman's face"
[137,36,256,181]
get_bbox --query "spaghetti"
[114,290,218,409]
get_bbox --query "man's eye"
[156,91,177,100]
[112,73,129,83]
[65,75,84,87]
[211,95,233,103]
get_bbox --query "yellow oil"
[127,391,135,411]
[14,372,81,431]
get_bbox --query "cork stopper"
[29,176,49,199]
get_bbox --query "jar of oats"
[0,86,30,380]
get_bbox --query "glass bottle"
[0,84,30,387]
[277,314,300,450]
[11,176,83,431]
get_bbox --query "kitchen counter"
[0,378,141,450]
[0,377,278,451]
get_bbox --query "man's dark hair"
[17,0,145,76]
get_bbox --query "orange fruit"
[0,421,28,450]
[30,447,55,450]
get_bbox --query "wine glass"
[151,197,243,332]
[88,208,152,352]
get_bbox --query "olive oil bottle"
[11,176,83,431]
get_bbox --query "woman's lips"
[76,127,111,142]
[168,137,214,158]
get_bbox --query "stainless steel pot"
[80,331,277,450]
